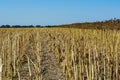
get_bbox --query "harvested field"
[0,28,120,80]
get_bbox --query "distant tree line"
[0,25,57,28]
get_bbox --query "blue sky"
[0,0,120,26]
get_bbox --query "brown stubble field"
[0,28,120,80]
